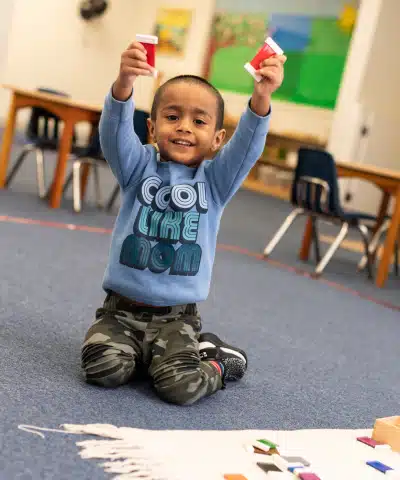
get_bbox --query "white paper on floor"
[18,423,400,479]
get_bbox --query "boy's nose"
[176,118,192,133]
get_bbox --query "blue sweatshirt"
[100,90,271,306]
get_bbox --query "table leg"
[369,190,391,263]
[299,216,313,261]
[376,187,400,287]
[0,94,18,187]
[374,191,390,233]
[49,117,74,208]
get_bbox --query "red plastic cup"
[244,37,284,82]
[136,34,158,77]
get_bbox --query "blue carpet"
[1,219,399,479]
[0,136,399,479]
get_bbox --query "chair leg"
[63,171,73,195]
[62,153,79,196]
[72,160,83,213]
[357,219,390,271]
[357,224,374,279]
[395,239,399,276]
[263,207,304,257]
[313,223,349,277]
[93,164,102,208]
[5,144,36,187]
[35,148,46,198]
[311,217,321,263]
[105,184,120,212]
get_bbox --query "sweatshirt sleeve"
[99,88,150,189]
[204,103,271,205]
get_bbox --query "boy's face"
[148,81,225,167]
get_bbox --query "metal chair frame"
[264,175,374,278]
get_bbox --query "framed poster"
[154,8,192,57]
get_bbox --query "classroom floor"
[0,146,399,479]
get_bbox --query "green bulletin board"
[205,8,354,109]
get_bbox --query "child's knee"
[154,380,199,405]
[151,358,205,405]
[81,341,136,388]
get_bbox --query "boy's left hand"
[256,55,286,96]
[250,55,286,116]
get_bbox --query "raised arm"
[205,105,270,205]
[205,54,286,206]
[99,91,149,188]
[100,39,156,188]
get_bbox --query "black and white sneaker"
[199,332,247,381]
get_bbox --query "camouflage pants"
[81,292,223,405]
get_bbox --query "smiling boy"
[81,40,286,405]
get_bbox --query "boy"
[81,40,286,405]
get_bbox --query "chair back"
[80,109,150,159]
[291,148,342,216]
[26,88,75,149]
[134,109,150,144]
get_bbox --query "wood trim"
[242,178,290,201]
[1,84,103,113]
[224,114,327,149]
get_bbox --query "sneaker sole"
[199,332,248,364]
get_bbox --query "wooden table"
[0,84,102,208]
[263,158,400,288]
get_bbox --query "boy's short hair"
[150,75,225,130]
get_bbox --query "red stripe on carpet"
[217,244,400,312]
[0,215,113,234]
[1,215,399,312]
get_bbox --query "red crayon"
[136,34,158,76]
[244,37,284,82]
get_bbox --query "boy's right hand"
[113,41,154,101]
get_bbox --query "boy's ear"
[147,117,155,143]
[211,128,226,152]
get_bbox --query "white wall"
[328,0,400,214]
[360,0,400,118]
[0,1,15,71]
[327,0,381,163]
[0,0,215,129]
[0,0,16,117]
[0,0,332,140]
